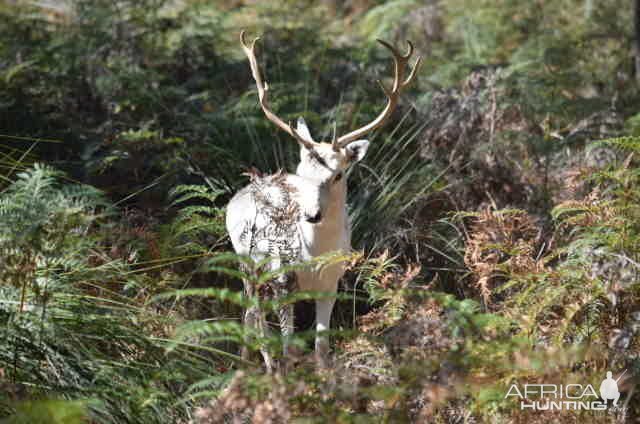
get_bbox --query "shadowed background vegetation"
[1,0,640,422]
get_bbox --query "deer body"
[226,31,421,370]
[226,140,360,369]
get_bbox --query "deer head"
[240,31,422,202]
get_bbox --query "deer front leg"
[255,310,276,373]
[243,303,276,373]
[242,304,257,361]
[277,303,294,367]
[273,266,296,371]
[315,297,336,366]
[243,279,276,373]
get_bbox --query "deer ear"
[345,140,369,163]
[296,117,314,144]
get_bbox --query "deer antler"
[333,39,422,151]
[240,31,317,150]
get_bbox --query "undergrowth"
[2,0,640,422]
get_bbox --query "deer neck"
[323,181,347,225]
[309,179,347,255]
[295,174,347,231]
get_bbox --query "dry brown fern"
[464,207,545,308]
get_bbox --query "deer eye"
[333,172,343,183]
[310,150,328,168]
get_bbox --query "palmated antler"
[333,39,422,151]
[240,31,317,150]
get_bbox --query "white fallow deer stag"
[226,30,421,371]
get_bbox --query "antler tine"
[403,55,422,87]
[334,39,422,149]
[240,30,316,150]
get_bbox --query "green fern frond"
[591,135,640,153]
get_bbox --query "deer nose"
[305,211,322,223]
